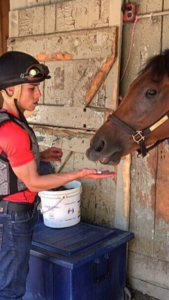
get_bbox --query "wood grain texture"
[56,0,109,32]
[128,251,169,295]
[0,0,9,54]
[27,105,106,130]
[85,27,117,106]
[8,27,117,60]
[8,27,117,108]
[10,0,110,36]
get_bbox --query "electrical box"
[123,4,138,22]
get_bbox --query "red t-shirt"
[0,110,37,203]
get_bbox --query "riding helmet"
[0,51,51,90]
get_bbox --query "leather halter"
[108,112,169,157]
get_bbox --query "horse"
[86,51,169,165]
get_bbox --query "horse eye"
[146,89,158,98]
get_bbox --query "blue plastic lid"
[32,222,122,256]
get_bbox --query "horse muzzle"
[86,146,123,165]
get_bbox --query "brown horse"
[86,51,169,165]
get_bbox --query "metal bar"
[137,10,169,20]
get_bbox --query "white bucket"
[38,181,82,228]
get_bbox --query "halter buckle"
[132,131,144,144]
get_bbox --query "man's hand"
[80,168,116,180]
[40,147,63,162]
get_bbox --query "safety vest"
[0,111,40,200]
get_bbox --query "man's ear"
[5,86,15,97]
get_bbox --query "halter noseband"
[108,112,169,157]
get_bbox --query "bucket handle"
[41,195,65,214]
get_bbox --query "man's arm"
[13,159,115,192]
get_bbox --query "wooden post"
[0,0,9,107]
[0,0,9,55]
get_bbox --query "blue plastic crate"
[23,221,134,300]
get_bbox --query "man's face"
[18,83,41,112]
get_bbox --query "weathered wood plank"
[128,251,169,296]
[8,28,117,108]
[107,0,124,110]
[162,3,169,51]
[121,18,162,95]
[129,277,169,300]
[8,27,117,61]
[10,6,45,37]
[154,141,169,262]
[10,0,110,36]
[27,105,106,130]
[27,0,51,6]
[44,59,107,107]
[72,153,116,226]
[129,150,157,256]
[34,125,94,153]
[10,0,27,11]
[85,54,117,106]
[10,0,50,11]
[56,0,109,32]
[134,0,162,14]
[45,4,56,34]
[9,11,18,38]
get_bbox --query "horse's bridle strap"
[108,111,169,157]
[108,115,136,135]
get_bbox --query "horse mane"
[139,50,169,81]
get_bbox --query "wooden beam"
[0,0,9,54]
[85,27,118,106]
[0,1,3,56]
[27,105,106,131]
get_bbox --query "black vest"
[0,111,40,200]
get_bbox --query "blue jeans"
[0,206,38,300]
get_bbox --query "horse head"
[86,51,169,165]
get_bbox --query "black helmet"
[0,51,51,90]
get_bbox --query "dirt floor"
[130,289,159,300]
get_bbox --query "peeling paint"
[85,28,117,106]
[35,52,73,61]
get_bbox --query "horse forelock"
[139,51,169,82]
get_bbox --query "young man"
[0,51,115,300]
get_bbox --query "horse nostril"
[95,140,105,153]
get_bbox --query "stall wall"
[121,1,169,299]
[9,0,129,230]
[9,1,169,299]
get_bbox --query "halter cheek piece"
[108,113,169,157]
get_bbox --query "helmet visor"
[20,64,50,81]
